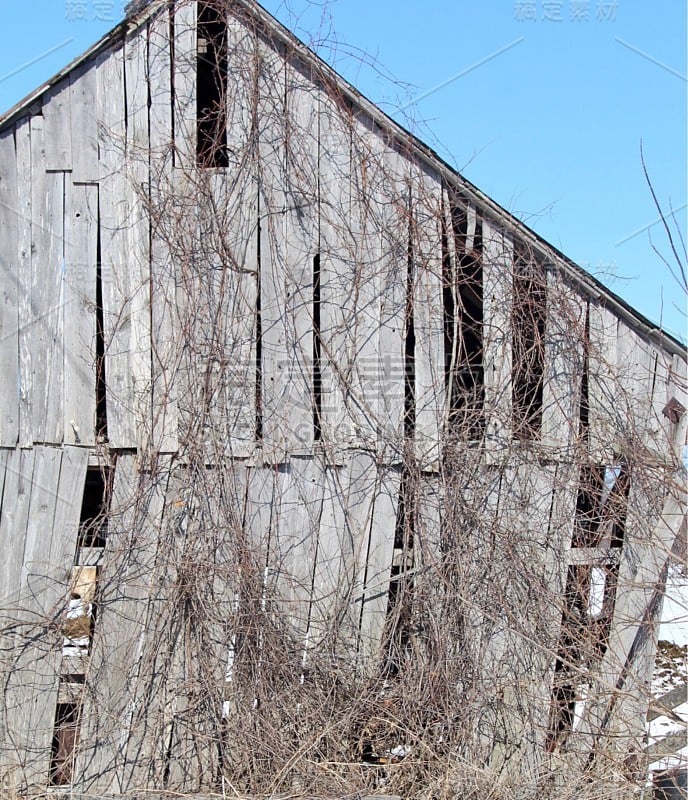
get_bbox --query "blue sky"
[1,0,685,341]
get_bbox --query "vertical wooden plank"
[0,446,35,790]
[377,144,407,462]
[318,90,352,451]
[646,346,672,455]
[42,79,72,172]
[257,37,288,462]
[16,119,33,447]
[343,451,377,665]
[348,113,385,450]
[2,446,85,790]
[149,7,179,454]
[591,478,679,755]
[126,458,231,793]
[488,462,560,773]
[108,457,171,793]
[309,463,355,653]
[482,220,512,459]
[0,448,34,784]
[282,57,319,454]
[588,301,618,462]
[0,448,10,769]
[412,163,444,469]
[173,0,196,170]
[541,271,586,456]
[0,130,20,445]
[616,320,655,448]
[224,12,259,455]
[30,115,64,444]
[414,472,443,629]
[259,40,317,459]
[70,63,99,184]
[125,26,153,454]
[272,456,323,647]
[0,447,83,787]
[357,456,400,667]
[97,45,136,448]
[0,448,34,614]
[193,169,257,460]
[63,182,97,446]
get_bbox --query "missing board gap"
[77,466,112,549]
[444,194,485,440]
[512,245,545,440]
[196,0,229,167]
[48,701,81,786]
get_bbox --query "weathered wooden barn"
[0,0,685,796]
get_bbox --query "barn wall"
[0,0,685,794]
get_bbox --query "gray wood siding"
[0,1,685,794]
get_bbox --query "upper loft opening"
[196,0,229,167]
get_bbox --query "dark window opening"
[49,702,81,786]
[197,1,228,167]
[405,211,416,439]
[96,189,108,441]
[78,467,112,548]
[608,466,631,549]
[572,463,630,549]
[313,253,322,440]
[572,465,604,547]
[444,193,484,438]
[512,247,545,439]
